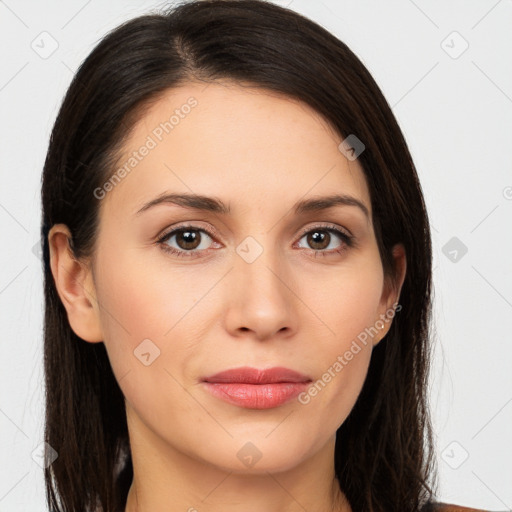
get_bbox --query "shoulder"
[431,503,495,512]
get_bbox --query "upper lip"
[202,366,312,384]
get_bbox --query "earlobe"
[373,243,407,346]
[48,224,103,343]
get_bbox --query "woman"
[40,0,487,510]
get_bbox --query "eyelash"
[156,223,355,259]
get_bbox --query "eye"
[156,223,355,259]
[157,225,218,258]
[295,224,354,257]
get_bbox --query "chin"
[196,436,312,475]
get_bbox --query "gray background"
[0,0,511,510]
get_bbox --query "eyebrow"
[135,192,370,219]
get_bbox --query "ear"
[373,243,406,346]
[48,224,103,343]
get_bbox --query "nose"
[222,237,299,341]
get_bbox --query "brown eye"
[306,230,331,251]
[174,229,202,250]
[158,226,216,257]
[297,226,352,254]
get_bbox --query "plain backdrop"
[0,0,511,510]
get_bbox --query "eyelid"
[156,222,219,243]
[296,222,353,239]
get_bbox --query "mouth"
[201,366,312,409]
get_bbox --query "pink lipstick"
[201,366,312,409]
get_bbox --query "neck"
[123,408,352,512]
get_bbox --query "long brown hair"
[41,1,437,510]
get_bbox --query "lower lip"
[202,382,310,409]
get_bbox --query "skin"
[49,81,406,512]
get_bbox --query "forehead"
[101,80,371,218]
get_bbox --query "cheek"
[297,302,375,439]
[92,247,212,418]
[306,255,384,344]
[94,244,203,345]
[295,259,383,423]
[305,344,373,442]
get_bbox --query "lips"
[201,366,312,409]
[202,366,311,384]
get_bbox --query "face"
[52,80,405,475]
